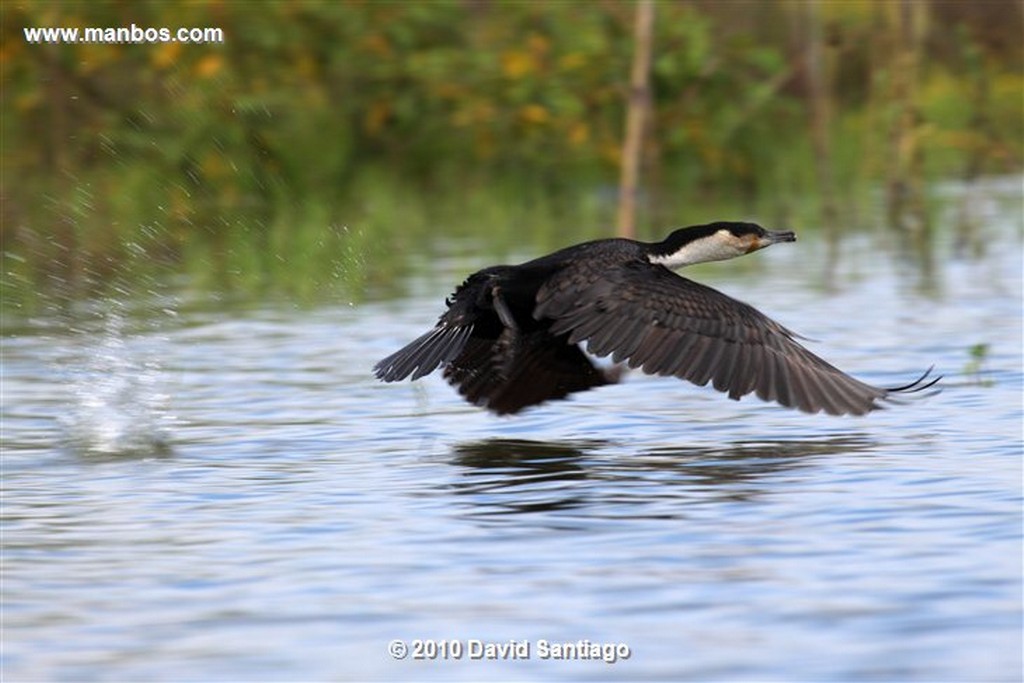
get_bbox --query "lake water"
[3,206,1022,680]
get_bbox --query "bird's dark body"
[384,240,634,414]
[374,223,937,416]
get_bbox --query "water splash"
[59,303,176,458]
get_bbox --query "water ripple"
[2,227,1021,681]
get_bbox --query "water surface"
[3,222,1022,681]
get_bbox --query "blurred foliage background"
[2,0,1022,305]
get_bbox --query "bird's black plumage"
[374,222,938,416]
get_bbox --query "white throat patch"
[647,233,742,269]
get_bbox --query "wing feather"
[374,324,473,381]
[535,259,929,415]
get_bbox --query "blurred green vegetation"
[2,0,1022,308]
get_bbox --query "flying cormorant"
[374,222,937,415]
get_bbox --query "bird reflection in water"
[446,436,874,520]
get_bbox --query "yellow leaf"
[365,100,391,135]
[296,53,316,79]
[16,91,41,112]
[559,53,586,71]
[568,121,589,146]
[527,33,550,56]
[201,152,228,180]
[602,143,621,166]
[520,104,549,125]
[153,42,183,70]
[194,53,223,79]
[501,49,533,79]
[360,34,392,57]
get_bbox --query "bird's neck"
[647,235,739,269]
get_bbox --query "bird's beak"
[764,230,797,245]
[751,229,796,252]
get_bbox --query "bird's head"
[648,221,796,269]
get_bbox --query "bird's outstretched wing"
[534,260,937,416]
